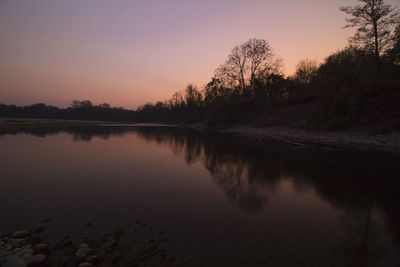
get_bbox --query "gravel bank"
[0,219,182,266]
[223,126,400,153]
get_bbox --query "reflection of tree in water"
[332,204,383,267]
[135,127,285,211]
[0,126,133,142]
[2,126,400,261]
[132,127,400,263]
[135,129,270,210]
[208,159,269,211]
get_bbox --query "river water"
[0,126,399,266]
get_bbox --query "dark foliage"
[0,101,138,122]
[2,21,400,130]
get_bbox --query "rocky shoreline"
[221,126,400,153]
[0,218,184,267]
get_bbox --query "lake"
[1,125,399,266]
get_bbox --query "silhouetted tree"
[80,100,93,108]
[184,84,202,109]
[340,0,399,75]
[293,59,318,84]
[169,91,184,110]
[71,100,93,108]
[389,22,400,64]
[314,46,375,88]
[99,103,111,109]
[204,78,228,105]
[71,100,81,109]
[215,38,280,95]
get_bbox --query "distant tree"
[215,38,281,94]
[340,0,399,75]
[154,101,166,112]
[293,59,319,84]
[71,100,93,109]
[184,84,202,108]
[71,100,81,109]
[80,100,93,108]
[169,91,184,109]
[99,103,111,109]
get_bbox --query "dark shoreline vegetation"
[1,1,400,131]
[2,23,400,132]
[1,44,399,132]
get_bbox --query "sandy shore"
[0,118,113,129]
[0,118,177,129]
[222,126,400,153]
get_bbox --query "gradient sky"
[0,0,398,109]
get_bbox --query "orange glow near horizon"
[0,0,398,109]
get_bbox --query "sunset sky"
[0,0,398,109]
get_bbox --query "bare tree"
[340,0,398,75]
[169,91,184,109]
[294,59,318,84]
[391,22,400,63]
[215,38,280,94]
[99,103,111,109]
[184,84,202,108]
[70,100,93,108]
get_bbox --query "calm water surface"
[0,126,399,266]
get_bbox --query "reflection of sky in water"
[0,126,399,266]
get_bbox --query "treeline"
[136,1,400,129]
[0,100,137,122]
[1,0,400,129]
[136,45,400,128]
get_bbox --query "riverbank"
[220,125,400,153]
[0,118,176,129]
[0,118,115,129]
[1,118,399,153]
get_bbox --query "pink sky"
[0,0,398,109]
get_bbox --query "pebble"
[108,240,117,249]
[29,234,40,244]
[76,247,92,255]
[21,253,32,260]
[10,248,22,254]
[13,249,34,257]
[42,217,54,223]
[34,243,48,253]
[2,257,27,267]
[32,225,45,234]
[75,253,87,263]
[2,223,171,266]
[24,254,46,265]
[78,243,88,248]
[104,250,122,263]
[9,239,25,247]
[11,231,29,239]
[86,255,98,263]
